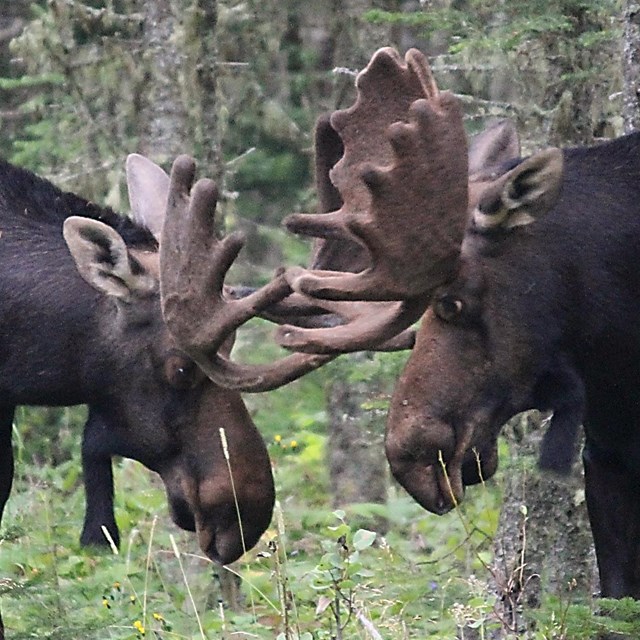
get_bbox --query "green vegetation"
[0,0,636,637]
[366,0,620,54]
[0,413,509,638]
[3,379,640,638]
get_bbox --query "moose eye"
[164,354,202,390]
[434,294,464,323]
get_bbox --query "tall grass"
[3,431,639,639]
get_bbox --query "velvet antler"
[272,48,468,353]
[285,48,468,301]
[159,156,334,392]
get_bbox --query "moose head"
[60,156,276,564]
[153,48,563,513]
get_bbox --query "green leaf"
[353,529,377,551]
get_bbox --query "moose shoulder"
[0,156,274,566]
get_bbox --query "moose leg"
[0,406,15,528]
[80,410,120,548]
[583,443,640,598]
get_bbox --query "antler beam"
[159,156,334,392]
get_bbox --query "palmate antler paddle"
[159,48,470,390]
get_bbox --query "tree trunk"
[491,412,597,635]
[137,0,191,161]
[184,0,222,179]
[623,0,640,132]
[326,364,388,531]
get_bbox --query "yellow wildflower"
[133,619,145,635]
[290,440,298,449]
[274,434,282,443]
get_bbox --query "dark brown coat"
[0,157,274,566]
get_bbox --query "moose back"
[0,156,274,567]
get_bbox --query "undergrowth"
[1,428,639,639]
[2,363,638,639]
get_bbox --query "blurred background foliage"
[0,0,624,462]
[0,0,635,637]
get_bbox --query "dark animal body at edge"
[386,131,640,600]
[0,158,275,583]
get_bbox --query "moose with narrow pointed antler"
[163,47,640,600]
[0,155,275,571]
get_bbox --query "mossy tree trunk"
[491,413,597,636]
[623,0,640,132]
[137,0,191,162]
[326,365,389,531]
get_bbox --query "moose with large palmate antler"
[0,154,276,578]
[161,47,640,601]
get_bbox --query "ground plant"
[2,369,640,639]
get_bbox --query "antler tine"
[160,156,334,393]
[275,296,420,354]
[405,47,439,100]
[283,47,469,303]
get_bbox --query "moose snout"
[384,407,461,514]
[461,440,499,486]
[385,450,459,515]
[195,498,273,565]
[385,387,504,515]
[162,468,275,565]
[385,411,501,516]
[192,473,275,565]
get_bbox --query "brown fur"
[0,156,274,566]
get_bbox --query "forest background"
[0,0,638,638]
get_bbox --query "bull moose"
[156,47,640,602]
[0,153,275,572]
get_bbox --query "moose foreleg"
[0,407,15,528]
[538,361,586,475]
[80,410,119,548]
[583,442,640,598]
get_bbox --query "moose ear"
[468,119,520,176]
[473,148,564,231]
[63,216,157,302]
[125,153,169,240]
